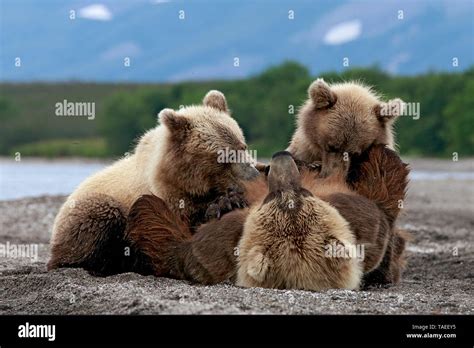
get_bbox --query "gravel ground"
[0,159,473,314]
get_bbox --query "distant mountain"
[1,0,473,82]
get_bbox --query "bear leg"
[362,229,408,287]
[48,193,132,276]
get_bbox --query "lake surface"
[1,160,473,200]
[0,161,107,200]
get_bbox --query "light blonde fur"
[51,92,247,246]
[236,190,363,291]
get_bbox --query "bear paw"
[205,184,248,220]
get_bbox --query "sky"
[0,0,473,82]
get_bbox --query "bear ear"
[374,98,405,123]
[158,108,190,131]
[203,90,228,112]
[308,78,337,109]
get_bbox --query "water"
[0,160,108,200]
[0,160,473,201]
[410,171,474,181]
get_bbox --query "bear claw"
[204,185,248,221]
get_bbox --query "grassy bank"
[1,62,473,158]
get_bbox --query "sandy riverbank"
[0,159,472,314]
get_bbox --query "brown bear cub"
[287,78,405,177]
[126,145,409,289]
[47,90,259,276]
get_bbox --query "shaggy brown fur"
[287,79,405,177]
[143,96,258,226]
[170,209,246,284]
[125,195,246,284]
[236,152,362,290]
[124,194,191,276]
[126,157,362,289]
[46,193,129,275]
[48,90,258,276]
[348,144,409,226]
[362,229,410,285]
[122,145,409,287]
[300,145,409,285]
[241,145,410,284]
[347,145,410,285]
[241,145,409,287]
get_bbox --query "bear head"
[157,90,259,196]
[294,78,404,177]
[237,151,361,290]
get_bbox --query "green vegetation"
[1,62,472,158]
[14,138,108,158]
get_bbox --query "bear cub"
[288,78,405,177]
[48,90,258,275]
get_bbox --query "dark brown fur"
[125,146,409,287]
[125,195,247,284]
[348,144,410,225]
[47,193,129,276]
[347,144,410,285]
[290,144,410,283]
[124,194,192,275]
[321,192,390,274]
[242,145,410,286]
[362,228,410,285]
